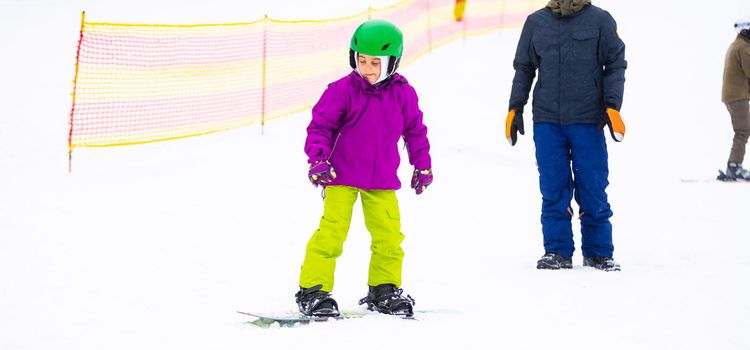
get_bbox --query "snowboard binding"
[295,285,340,317]
[718,162,750,182]
[358,284,415,317]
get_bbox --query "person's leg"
[727,100,750,164]
[533,123,575,259]
[299,186,359,292]
[567,124,614,258]
[360,189,404,288]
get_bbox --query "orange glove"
[605,108,625,142]
[505,109,524,146]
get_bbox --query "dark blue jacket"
[509,5,626,125]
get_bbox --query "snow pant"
[726,99,750,164]
[299,185,404,292]
[533,123,614,259]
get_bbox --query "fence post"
[426,0,432,52]
[261,15,268,135]
[462,0,467,42]
[499,0,507,32]
[68,11,86,173]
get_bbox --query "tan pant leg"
[726,100,750,164]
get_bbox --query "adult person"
[719,18,750,181]
[506,0,626,271]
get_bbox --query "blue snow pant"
[533,123,614,259]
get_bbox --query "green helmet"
[350,20,403,58]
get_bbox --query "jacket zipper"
[327,132,342,161]
[403,138,412,161]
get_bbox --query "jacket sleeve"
[304,84,346,164]
[402,85,431,170]
[741,45,750,79]
[509,17,537,112]
[599,11,627,111]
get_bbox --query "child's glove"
[603,108,625,142]
[410,169,433,195]
[505,108,524,146]
[308,160,337,187]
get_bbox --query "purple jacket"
[304,71,431,191]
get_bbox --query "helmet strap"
[388,56,401,76]
[349,49,357,69]
[373,56,390,84]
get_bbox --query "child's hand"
[308,160,337,187]
[410,169,433,195]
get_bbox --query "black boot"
[537,252,573,270]
[583,256,621,271]
[723,162,750,181]
[295,285,340,317]
[358,284,415,317]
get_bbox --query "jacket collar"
[349,70,403,94]
[546,0,591,18]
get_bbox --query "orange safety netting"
[68,0,540,153]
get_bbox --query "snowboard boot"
[536,252,573,270]
[358,284,415,317]
[583,256,621,271]
[720,162,750,181]
[295,284,340,317]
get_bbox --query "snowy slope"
[1,1,750,349]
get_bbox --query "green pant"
[299,186,404,292]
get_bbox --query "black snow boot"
[583,256,621,271]
[536,252,573,270]
[720,162,750,181]
[295,285,340,317]
[358,284,415,317]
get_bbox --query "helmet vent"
[381,43,390,51]
[354,38,358,45]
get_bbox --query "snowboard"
[238,309,438,328]
[680,170,750,183]
[238,310,371,327]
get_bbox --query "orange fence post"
[426,0,432,52]
[500,0,507,29]
[68,11,86,173]
[261,15,268,135]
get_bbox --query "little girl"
[296,19,432,317]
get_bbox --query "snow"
[1,0,750,349]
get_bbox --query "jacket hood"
[547,0,591,17]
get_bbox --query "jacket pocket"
[572,29,599,62]
[386,207,400,220]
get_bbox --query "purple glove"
[410,169,433,195]
[308,160,337,187]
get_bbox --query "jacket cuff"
[414,159,432,170]
[307,155,327,164]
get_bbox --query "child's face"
[357,54,382,84]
